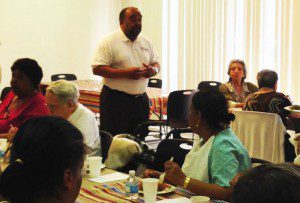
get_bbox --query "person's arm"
[0,133,14,142]
[93,65,146,80]
[0,126,18,142]
[164,161,232,201]
[143,169,162,178]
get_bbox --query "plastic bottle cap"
[129,170,135,176]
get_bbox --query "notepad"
[89,172,128,183]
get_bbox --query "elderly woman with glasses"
[219,59,258,108]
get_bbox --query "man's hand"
[142,63,156,78]
[164,161,186,186]
[127,67,146,80]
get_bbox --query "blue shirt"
[208,128,251,187]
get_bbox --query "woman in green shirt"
[144,91,251,201]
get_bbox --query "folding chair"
[152,139,193,171]
[99,130,113,162]
[134,89,196,140]
[197,81,221,92]
[148,78,162,89]
[51,73,77,81]
[251,158,272,167]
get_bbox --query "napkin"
[156,197,191,203]
[89,172,128,183]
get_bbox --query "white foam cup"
[190,196,211,203]
[142,178,159,203]
[86,156,102,178]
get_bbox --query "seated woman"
[244,69,295,162]
[232,163,300,203]
[243,69,291,125]
[0,58,49,135]
[144,91,251,201]
[219,59,258,108]
[0,116,85,203]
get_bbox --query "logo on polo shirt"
[140,46,150,52]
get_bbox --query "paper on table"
[156,197,191,203]
[89,172,128,183]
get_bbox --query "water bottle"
[125,170,139,200]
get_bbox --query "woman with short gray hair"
[219,59,258,108]
[244,69,294,162]
[244,69,291,124]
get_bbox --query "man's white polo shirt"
[68,103,100,156]
[92,28,159,95]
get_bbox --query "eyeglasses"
[46,102,65,110]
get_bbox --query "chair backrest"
[230,110,285,163]
[99,130,113,161]
[251,157,272,167]
[167,90,196,128]
[148,78,162,88]
[51,74,77,81]
[289,117,300,133]
[0,87,12,101]
[153,139,193,172]
[197,81,222,92]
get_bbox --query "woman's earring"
[196,121,200,127]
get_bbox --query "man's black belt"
[103,85,146,99]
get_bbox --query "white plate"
[139,183,176,195]
[285,105,300,113]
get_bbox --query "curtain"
[162,0,300,103]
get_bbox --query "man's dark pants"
[100,85,150,136]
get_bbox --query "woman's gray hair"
[227,59,247,82]
[256,69,278,89]
[46,80,80,105]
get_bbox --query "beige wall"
[0,0,120,90]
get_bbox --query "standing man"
[92,7,160,135]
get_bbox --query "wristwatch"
[153,67,159,75]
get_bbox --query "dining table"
[0,163,227,203]
[77,168,193,203]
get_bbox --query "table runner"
[79,182,190,203]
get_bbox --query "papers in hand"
[89,172,128,183]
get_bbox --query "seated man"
[45,80,100,155]
[232,163,300,203]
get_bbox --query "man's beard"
[127,25,141,40]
